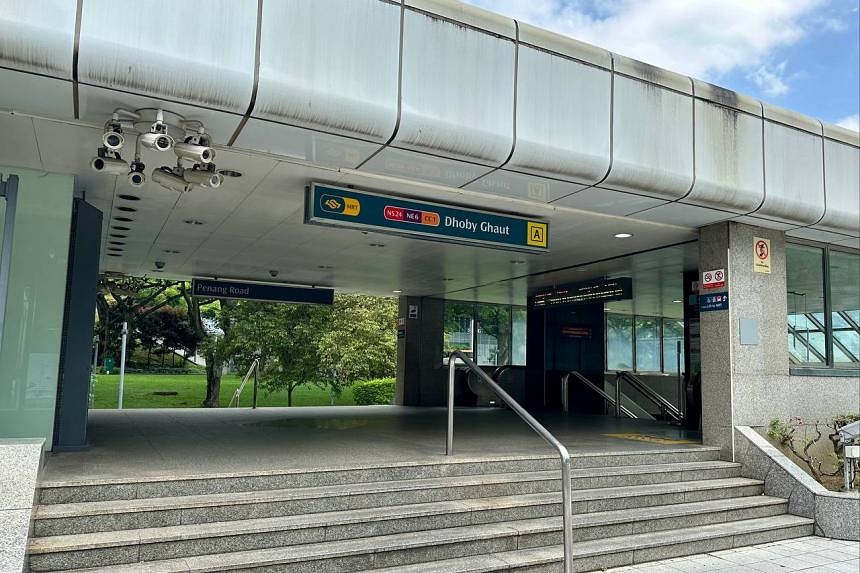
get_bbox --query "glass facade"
[443,301,526,366]
[0,169,74,447]
[606,313,685,374]
[786,243,859,368]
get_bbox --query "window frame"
[604,312,684,375]
[442,300,527,367]
[787,239,860,376]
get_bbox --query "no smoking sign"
[754,237,771,274]
[702,268,726,289]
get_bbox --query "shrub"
[767,413,860,486]
[352,378,396,405]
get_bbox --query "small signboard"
[306,183,549,254]
[754,237,771,273]
[699,292,729,312]
[408,304,419,320]
[532,277,632,309]
[702,268,726,290]
[191,278,334,305]
[561,326,592,338]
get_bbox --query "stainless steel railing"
[447,351,573,573]
[563,371,637,418]
[228,358,260,408]
[615,371,684,422]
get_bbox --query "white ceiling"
[0,111,699,305]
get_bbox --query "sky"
[463,0,860,131]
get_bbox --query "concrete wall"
[699,221,860,458]
[0,438,44,572]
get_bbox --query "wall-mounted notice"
[532,277,633,309]
[754,237,771,273]
[306,183,549,254]
[699,292,729,312]
[702,269,725,290]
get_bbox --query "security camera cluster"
[90,108,225,193]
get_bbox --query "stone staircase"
[27,447,813,572]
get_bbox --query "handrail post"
[615,372,622,417]
[561,373,569,413]
[561,453,573,573]
[447,355,456,455]
[251,361,259,409]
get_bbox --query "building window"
[606,314,634,370]
[443,301,526,366]
[787,243,859,370]
[606,313,685,374]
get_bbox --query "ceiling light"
[443,278,454,282]
[218,169,242,178]
[183,218,205,226]
[672,299,682,303]
[150,269,164,273]
[368,243,385,248]
[117,194,141,201]
[392,290,402,294]
[163,249,181,254]
[510,260,526,264]
[613,233,633,238]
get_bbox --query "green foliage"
[317,294,398,394]
[767,414,860,487]
[352,378,396,405]
[834,413,860,427]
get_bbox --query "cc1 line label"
[306,183,550,254]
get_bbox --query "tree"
[183,285,233,407]
[227,301,331,406]
[318,294,397,397]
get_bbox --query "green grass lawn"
[92,373,356,409]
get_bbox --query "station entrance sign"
[191,278,334,305]
[306,183,549,254]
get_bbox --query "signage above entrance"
[532,277,633,309]
[191,279,334,305]
[306,183,549,254]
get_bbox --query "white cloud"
[836,114,860,132]
[464,0,825,93]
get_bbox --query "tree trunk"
[288,385,293,407]
[147,347,151,367]
[202,349,222,407]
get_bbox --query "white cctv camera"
[269,270,279,278]
[128,170,145,187]
[183,169,223,188]
[139,131,174,152]
[152,167,193,193]
[102,130,125,151]
[174,142,215,164]
[154,260,166,270]
[91,156,129,176]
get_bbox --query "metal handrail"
[563,371,637,418]
[490,364,526,381]
[447,351,573,573]
[615,371,683,422]
[228,358,260,408]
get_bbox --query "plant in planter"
[768,414,860,486]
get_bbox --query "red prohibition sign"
[756,240,769,260]
[715,270,724,281]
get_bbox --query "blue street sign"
[699,292,729,312]
[191,279,333,305]
[306,183,549,254]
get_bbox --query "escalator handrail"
[616,371,684,421]
[563,371,637,418]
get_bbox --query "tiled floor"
[606,537,860,572]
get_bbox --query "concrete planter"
[0,438,44,573]
[735,426,859,541]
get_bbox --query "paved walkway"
[606,537,859,572]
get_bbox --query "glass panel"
[634,316,661,372]
[786,244,826,364]
[475,304,511,366]
[606,313,633,370]
[443,302,473,361]
[662,319,685,374]
[511,307,527,366]
[830,250,860,365]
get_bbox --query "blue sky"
[464,0,860,130]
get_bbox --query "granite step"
[48,514,814,573]
[27,495,788,569]
[32,467,752,536]
[36,447,721,504]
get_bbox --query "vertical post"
[0,175,18,352]
[92,335,99,374]
[561,454,573,573]
[561,374,569,413]
[447,354,455,455]
[677,340,684,417]
[118,321,128,410]
[252,359,259,410]
[615,372,622,417]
